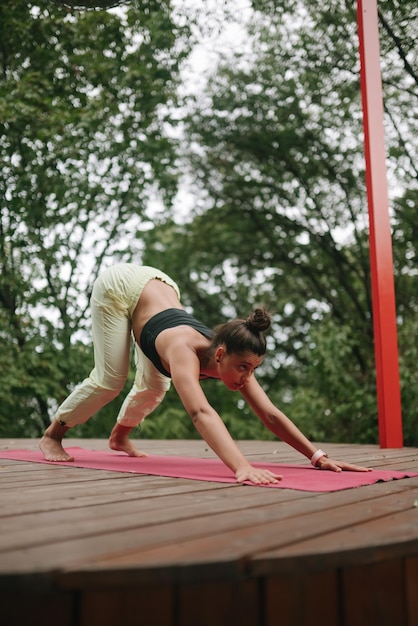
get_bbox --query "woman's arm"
[241,376,372,473]
[169,346,283,484]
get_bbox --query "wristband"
[311,449,328,467]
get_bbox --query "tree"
[0,0,190,435]
[1,0,416,446]
[147,0,417,443]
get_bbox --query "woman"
[40,264,371,483]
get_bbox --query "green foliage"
[165,0,417,444]
[0,0,416,447]
[0,0,190,435]
[397,315,418,447]
[286,318,378,443]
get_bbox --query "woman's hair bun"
[246,308,271,333]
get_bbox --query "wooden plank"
[54,484,418,584]
[0,487,307,576]
[0,474,235,516]
[342,558,406,626]
[264,570,339,626]
[178,579,260,626]
[79,584,174,626]
[406,555,418,626]
[0,484,306,552]
[1,481,409,569]
[0,440,417,590]
[1,590,74,626]
[253,495,418,574]
[1,439,415,470]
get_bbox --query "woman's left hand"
[316,456,373,472]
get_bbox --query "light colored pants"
[55,264,180,428]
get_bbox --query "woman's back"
[131,278,184,342]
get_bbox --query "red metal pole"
[357,0,403,447]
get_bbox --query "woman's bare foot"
[39,435,74,462]
[109,423,147,457]
[39,421,74,462]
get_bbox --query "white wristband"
[311,449,328,467]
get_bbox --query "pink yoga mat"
[0,447,417,491]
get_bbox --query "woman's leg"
[109,345,171,456]
[54,304,131,426]
[40,275,132,461]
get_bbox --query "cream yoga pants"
[55,264,180,428]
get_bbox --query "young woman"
[40,264,371,483]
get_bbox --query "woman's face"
[215,347,263,391]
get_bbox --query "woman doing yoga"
[40,264,371,484]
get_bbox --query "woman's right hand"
[235,465,283,485]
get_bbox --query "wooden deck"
[1,438,418,626]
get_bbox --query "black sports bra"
[139,308,215,378]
